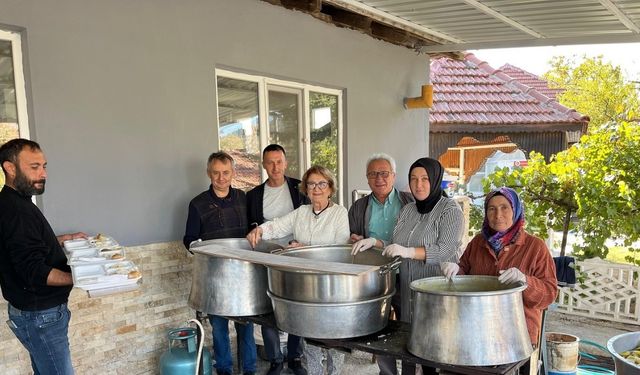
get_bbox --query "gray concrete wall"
[0,0,429,245]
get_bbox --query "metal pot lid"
[410,275,527,296]
[191,237,282,254]
[276,244,393,266]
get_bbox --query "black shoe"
[265,361,283,375]
[244,372,256,375]
[288,359,307,375]
[216,371,231,375]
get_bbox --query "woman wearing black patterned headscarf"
[382,157,465,375]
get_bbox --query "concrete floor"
[222,310,638,375]
[253,349,379,375]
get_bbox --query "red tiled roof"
[429,53,588,126]
[227,149,260,191]
[499,63,564,100]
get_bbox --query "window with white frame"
[216,69,344,204]
[0,29,30,188]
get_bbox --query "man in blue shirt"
[349,153,413,375]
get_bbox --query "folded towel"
[554,256,576,286]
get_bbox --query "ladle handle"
[379,258,402,275]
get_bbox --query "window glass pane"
[268,89,300,179]
[309,92,339,200]
[0,39,20,188]
[217,76,260,190]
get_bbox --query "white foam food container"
[63,238,92,249]
[72,260,140,290]
[64,246,98,258]
[67,247,126,266]
[89,235,119,249]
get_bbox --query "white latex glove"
[351,237,377,255]
[440,262,460,281]
[382,244,416,259]
[498,267,526,284]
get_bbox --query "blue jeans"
[209,315,256,373]
[7,303,74,375]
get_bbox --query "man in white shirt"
[246,144,309,375]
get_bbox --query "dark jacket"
[183,186,248,249]
[246,176,310,228]
[0,186,72,310]
[348,188,414,245]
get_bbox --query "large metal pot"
[607,331,640,375]
[268,290,394,339]
[188,238,282,316]
[267,245,400,303]
[408,276,533,366]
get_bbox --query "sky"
[470,43,640,81]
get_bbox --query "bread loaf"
[128,270,141,279]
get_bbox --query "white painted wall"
[0,0,429,245]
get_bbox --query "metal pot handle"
[379,257,402,275]
[270,248,286,254]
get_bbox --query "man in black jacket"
[0,138,86,375]
[246,144,309,375]
[183,151,256,375]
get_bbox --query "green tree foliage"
[571,121,640,263]
[482,121,640,264]
[544,56,640,129]
[309,92,338,174]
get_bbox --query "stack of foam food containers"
[64,234,142,297]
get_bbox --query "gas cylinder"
[160,327,212,375]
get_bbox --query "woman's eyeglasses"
[307,181,329,190]
[367,171,392,179]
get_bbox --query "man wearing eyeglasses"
[246,144,309,375]
[349,153,413,375]
[350,153,413,251]
[183,151,256,375]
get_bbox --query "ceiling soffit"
[262,0,640,54]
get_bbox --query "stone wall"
[0,241,196,374]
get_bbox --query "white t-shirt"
[263,182,295,221]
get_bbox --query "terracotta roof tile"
[499,64,564,100]
[429,53,589,126]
